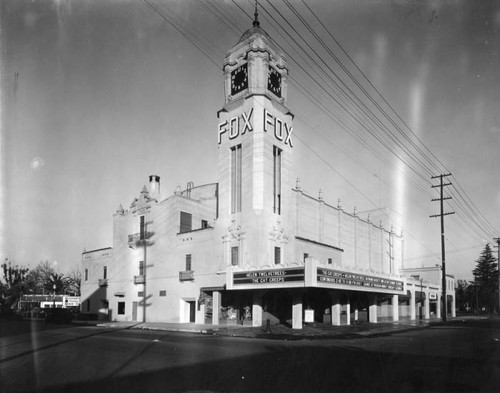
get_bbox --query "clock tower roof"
[223,2,288,105]
[236,2,271,45]
[237,25,270,45]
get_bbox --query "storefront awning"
[200,286,226,293]
[416,291,426,300]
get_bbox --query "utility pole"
[430,173,454,321]
[387,230,394,275]
[493,238,500,314]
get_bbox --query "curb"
[78,319,459,340]
[134,325,213,334]
[126,323,432,340]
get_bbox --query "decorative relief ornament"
[269,218,288,243]
[130,186,154,214]
[223,220,243,242]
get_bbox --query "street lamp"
[18,291,23,313]
[52,284,56,308]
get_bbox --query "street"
[1,317,499,392]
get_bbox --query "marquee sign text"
[234,267,304,286]
[218,108,293,146]
[317,268,404,292]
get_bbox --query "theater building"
[81,15,454,328]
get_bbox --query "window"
[274,247,281,265]
[201,219,208,228]
[303,253,309,263]
[231,144,242,213]
[186,254,192,271]
[138,291,144,297]
[118,302,125,315]
[84,268,88,281]
[139,261,144,276]
[159,290,167,297]
[140,215,145,240]
[103,266,107,279]
[180,211,192,233]
[328,258,332,265]
[273,146,282,214]
[231,246,239,266]
[86,299,90,312]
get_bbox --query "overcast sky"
[1,0,499,280]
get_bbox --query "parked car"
[44,308,74,324]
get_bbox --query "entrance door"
[98,300,109,321]
[132,301,138,321]
[188,301,196,322]
[262,290,292,324]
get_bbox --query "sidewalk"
[92,318,435,340]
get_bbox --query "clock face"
[231,64,248,96]
[267,66,281,97]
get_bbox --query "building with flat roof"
[81,14,454,328]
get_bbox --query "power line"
[218,1,496,254]
[294,1,498,239]
[142,1,497,264]
[142,0,222,68]
[255,2,493,243]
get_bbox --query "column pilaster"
[410,289,416,321]
[252,292,263,327]
[369,294,378,323]
[392,294,399,322]
[331,294,341,326]
[292,292,303,329]
[212,291,221,326]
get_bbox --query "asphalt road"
[1,317,499,392]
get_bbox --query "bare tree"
[26,260,55,294]
[66,266,81,296]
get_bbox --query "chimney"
[149,175,160,200]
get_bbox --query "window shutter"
[180,211,192,233]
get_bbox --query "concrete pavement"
[90,318,436,340]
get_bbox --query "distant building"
[18,294,81,318]
[401,266,456,319]
[81,14,454,328]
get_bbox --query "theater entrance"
[262,289,293,325]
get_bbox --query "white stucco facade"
[81,17,454,328]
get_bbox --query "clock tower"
[217,9,294,271]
